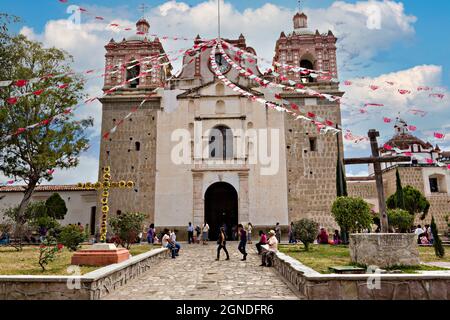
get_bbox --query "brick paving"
[104,242,299,300]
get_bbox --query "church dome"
[383,133,433,151]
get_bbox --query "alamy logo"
[66,265,82,290]
[366,4,382,30]
[66,5,82,29]
[171,122,280,176]
[366,265,382,290]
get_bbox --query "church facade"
[98,11,344,239]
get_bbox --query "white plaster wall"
[154,81,289,227]
[0,191,97,226]
[421,167,450,196]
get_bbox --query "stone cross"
[344,129,411,233]
[78,166,134,242]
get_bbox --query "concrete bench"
[328,266,366,274]
[261,245,276,267]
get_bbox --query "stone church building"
[98,11,344,239]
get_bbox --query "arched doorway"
[204,182,238,241]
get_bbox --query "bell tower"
[275,3,345,229]
[98,16,172,228]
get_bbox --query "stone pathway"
[104,242,300,300]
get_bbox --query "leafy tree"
[336,155,347,197]
[38,237,63,271]
[58,225,85,251]
[110,212,146,249]
[431,216,445,258]
[387,185,430,220]
[0,34,93,245]
[45,193,67,220]
[331,197,373,235]
[292,218,319,251]
[387,209,414,233]
[395,168,405,210]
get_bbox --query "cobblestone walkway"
[104,242,299,300]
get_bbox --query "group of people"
[414,224,434,245]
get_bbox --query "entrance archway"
[204,182,238,241]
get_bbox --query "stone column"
[238,172,249,224]
[193,172,204,228]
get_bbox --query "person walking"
[237,224,248,261]
[147,224,155,244]
[195,225,201,244]
[247,222,253,244]
[275,222,281,243]
[202,222,210,245]
[216,227,230,261]
[288,222,296,244]
[187,222,194,244]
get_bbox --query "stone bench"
[328,266,366,274]
[261,244,276,267]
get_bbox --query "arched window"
[216,83,225,96]
[209,125,233,160]
[300,58,315,83]
[126,58,140,88]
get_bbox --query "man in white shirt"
[260,230,278,267]
[162,229,176,259]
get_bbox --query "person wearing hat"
[260,230,278,267]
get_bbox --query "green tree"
[58,225,85,251]
[292,218,319,251]
[395,168,405,210]
[110,212,146,249]
[331,197,373,235]
[387,185,430,220]
[0,34,93,245]
[387,209,413,233]
[45,193,67,220]
[431,216,445,258]
[336,155,347,197]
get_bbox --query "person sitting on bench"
[161,229,177,259]
[260,230,278,267]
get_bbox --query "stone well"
[349,233,420,268]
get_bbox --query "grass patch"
[279,244,449,274]
[0,243,153,276]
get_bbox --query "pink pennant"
[370,85,379,91]
[434,132,445,139]
[7,97,18,105]
[408,125,417,131]
[398,89,411,95]
[425,158,434,164]
[290,103,299,110]
[383,117,392,123]
[274,93,282,100]
[447,164,450,170]
[344,80,352,86]
[404,152,413,157]
[7,180,15,185]
[296,84,305,89]
[364,103,384,107]
[307,112,316,118]
[47,169,55,175]
[429,93,444,99]
[15,79,28,87]
[383,144,393,151]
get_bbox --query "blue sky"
[2,0,450,182]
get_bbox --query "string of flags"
[214,40,340,134]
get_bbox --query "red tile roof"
[0,185,95,193]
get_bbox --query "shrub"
[331,197,373,234]
[38,237,64,271]
[58,225,86,251]
[109,212,146,249]
[45,193,68,220]
[387,185,430,220]
[431,216,445,258]
[387,209,414,233]
[292,218,319,251]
